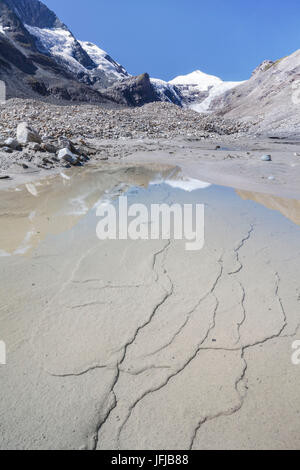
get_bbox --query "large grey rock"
[104,73,161,107]
[17,122,41,144]
[57,148,78,165]
[2,146,13,153]
[4,138,20,150]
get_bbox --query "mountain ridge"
[0,0,184,106]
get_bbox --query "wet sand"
[0,165,300,450]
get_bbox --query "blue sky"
[44,0,300,81]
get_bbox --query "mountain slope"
[211,50,300,135]
[0,0,132,101]
[0,0,183,106]
[6,0,129,87]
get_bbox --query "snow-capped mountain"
[0,0,183,105]
[6,0,129,88]
[24,23,129,87]
[169,70,243,112]
[170,70,223,90]
[0,0,134,104]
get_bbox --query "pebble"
[261,154,272,161]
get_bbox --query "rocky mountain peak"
[251,60,274,76]
[3,0,65,29]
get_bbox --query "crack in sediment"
[228,224,255,275]
[188,271,287,449]
[236,281,246,344]
[275,271,287,336]
[115,280,222,448]
[145,255,224,357]
[190,348,248,450]
[92,240,173,449]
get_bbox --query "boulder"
[4,138,21,150]
[17,122,42,145]
[104,73,161,107]
[2,146,13,153]
[57,148,78,165]
[58,138,79,155]
[41,143,57,153]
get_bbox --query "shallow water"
[1,164,300,450]
[0,164,300,257]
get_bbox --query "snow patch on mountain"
[151,78,182,105]
[191,80,244,113]
[25,25,85,72]
[24,24,130,87]
[79,41,128,81]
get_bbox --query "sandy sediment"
[0,167,300,450]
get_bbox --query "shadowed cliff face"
[105,73,162,107]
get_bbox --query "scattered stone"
[41,143,57,153]
[78,155,90,163]
[4,138,21,150]
[42,157,54,165]
[27,142,41,151]
[57,148,78,165]
[261,154,272,161]
[2,146,13,153]
[58,138,79,155]
[17,122,41,145]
